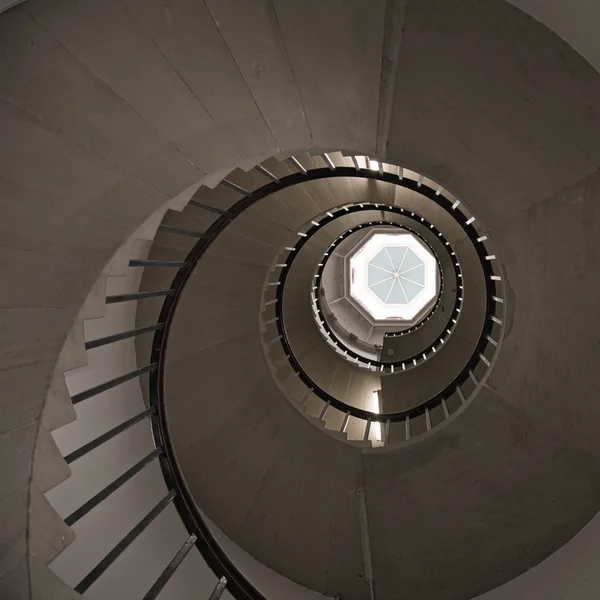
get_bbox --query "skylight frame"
[349,233,438,321]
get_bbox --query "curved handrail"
[263,175,499,424]
[148,223,267,600]
[50,154,505,597]
[290,206,459,369]
[142,157,504,591]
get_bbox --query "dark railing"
[279,205,461,370]
[256,163,503,436]
[60,153,504,598]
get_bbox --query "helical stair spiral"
[5,2,600,600]
[131,151,502,599]
[130,151,592,600]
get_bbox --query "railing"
[54,152,505,597]
[58,291,264,598]
[299,207,459,371]
[59,380,244,598]
[258,157,505,445]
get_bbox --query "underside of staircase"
[3,1,600,600]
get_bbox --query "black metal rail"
[83,161,498,597]
[58,158,503,600]
[150,164,499,434]
[279,204,460,370]
[60,159,504,600]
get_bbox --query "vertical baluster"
[208,576,228,600]
[142,534,198,600]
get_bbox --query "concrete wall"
[508,0,600,75]
[2,0,600,599]
[0,0,24,14]
[203,511,332,600]
[470,167,600,599]
[473,502,600,599]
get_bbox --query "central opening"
[314,224,444,367]
[349,232,439,322]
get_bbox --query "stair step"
[326,150,352,169]
[188,198,227,216]
[326,429,348,441]
[262,156,297,179]
[226,166,270,192]
[294,151,328,171]
[248,191,309,231]
[305,414,326,429]
[192,183,241,211]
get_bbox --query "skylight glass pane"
[387,279,408,304]
[399,277,423,302]
[399,248,422,272]
[386,246,408,271]
[370,249,393,271]
[370,278,394,302]
[400,263,425,286]
[368,264,392,286]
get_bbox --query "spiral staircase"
[3,1,600,600]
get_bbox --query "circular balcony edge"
[315,222,447,366]
[149,154,508,495]
[336,226,442,332]
[254,161,506,439]
[297,208,459,370]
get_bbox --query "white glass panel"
[388,279,408,304]
[399,277,423,302]
[370,249,393,271]
[386,246,408,271]
[368,264,393,286]
[399,248,422,272]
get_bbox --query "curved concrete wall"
[1,0,600,599]
[509,0,600,75]
[474,512,600,598]
[0,0,24,14]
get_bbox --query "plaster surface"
[3,0,600,599]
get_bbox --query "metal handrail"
[257,167,503,427]
[281,206,460,371]
[147,162,503,430]
[61,155,504,599]
[149,163,502,430]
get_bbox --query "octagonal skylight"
[350,232,438,321]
